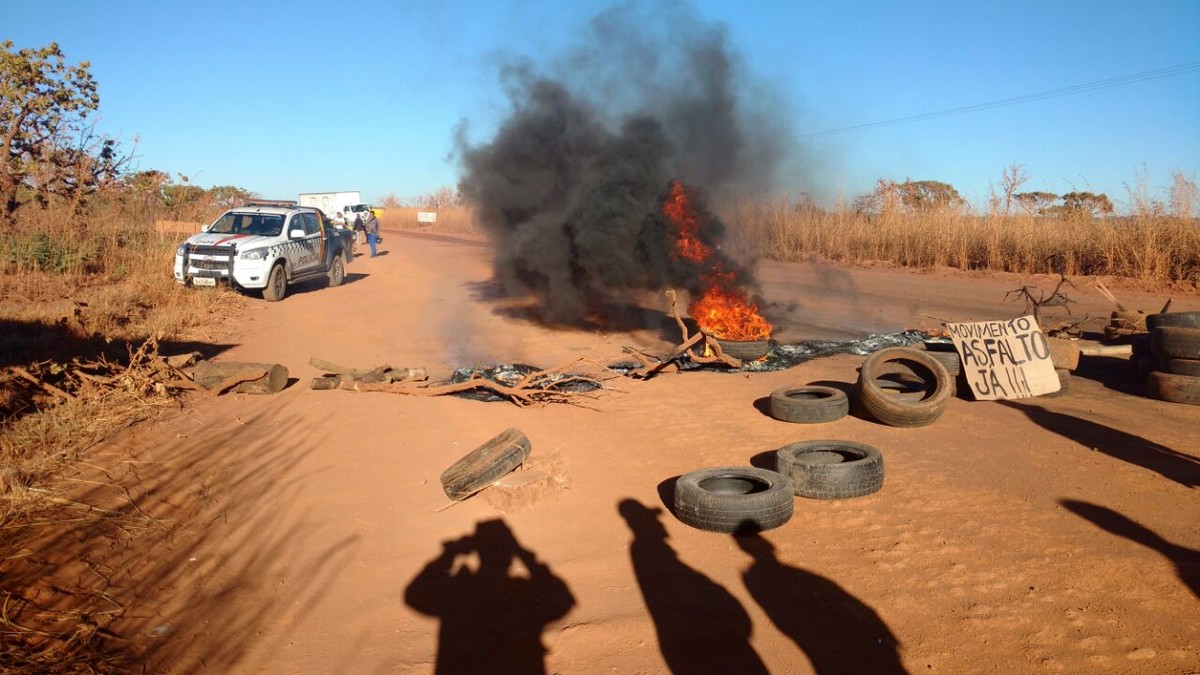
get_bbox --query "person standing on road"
[364,210,381,257]
[352,213,365,248]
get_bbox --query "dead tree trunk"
[194,361,289,394]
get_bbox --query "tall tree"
[0,41,104,218]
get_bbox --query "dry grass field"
[0,178,1197,671]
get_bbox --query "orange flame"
[663,180,772,341]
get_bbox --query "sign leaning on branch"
[946,315,1059,400]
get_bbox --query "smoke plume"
[456,2,795,326]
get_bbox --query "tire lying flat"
[768,386,849,424]
[1145,371,1200,406]
[673,466,794,533]
[775,440,884,500]
[1151,326,1200,360]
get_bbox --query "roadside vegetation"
[2,38,1197,671]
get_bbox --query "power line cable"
[798,61,1200,138]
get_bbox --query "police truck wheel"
[263,263,287,302]
[328,256,345,287]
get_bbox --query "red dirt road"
[103,230,1199,673]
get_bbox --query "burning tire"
[673,467,793,533]
[855,347,951,427]
[709,336,771,362]
[768,386,849,424]
[1145,371,1200,406]
[1150,326,1200,360]
[440,428,532,501]
[775,440,884,500]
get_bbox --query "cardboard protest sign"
[946,315,1059,400]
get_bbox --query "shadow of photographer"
[405,519,574,674]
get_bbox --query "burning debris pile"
[456,5,793,337]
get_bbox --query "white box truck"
[298,191,361,223]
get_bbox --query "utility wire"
[798,61,1200,138]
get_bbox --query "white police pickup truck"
[173,202,354,301]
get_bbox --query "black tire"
[775,440,884,500]
[767,386,849,424]
[673,467,794,533]
[1145,371,1200,406]
[855,347,951,427]
[709,336,771,362]
[1146,311,1200,331]
[328,255,345,287]
[925,350,962,376]
[440,428,532,500]
[1161,358,1200,377]
[262,263,287,302]
[1150,326,1200,360]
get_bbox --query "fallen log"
[194,360,288,394]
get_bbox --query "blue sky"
[7,0,1199,211]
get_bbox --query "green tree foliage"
[1060,191,1113,218]
[0,40,121,219]
[854,178,965,215]
[1014,191,1059,215]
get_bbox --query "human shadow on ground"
[618,498,769,674]
[1059,499,1200,599]
[735,533,908,674]
[998,400,1199,488]
[405,519,575,674]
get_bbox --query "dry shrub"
[719,195,1200,285]
[0,193,246,672]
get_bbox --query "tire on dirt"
[768,386,849,424]
[1150,326,1200,360]
[1145,371,1200,406]
[1146,311,1200,331]
[328,255,345,287]
[262,263,287,302]
[673,466,794,533]
[440,428,532,501]
[775,440,884,500]
[855,347,951,427]
[921,349,962,376]
[1161,358,1200,377]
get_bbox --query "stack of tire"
[1144,311,1200,406]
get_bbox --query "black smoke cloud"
[456,2,795,325]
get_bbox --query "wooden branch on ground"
[11,366,76,401]
[619,290,742,378]
[339,360,603,408]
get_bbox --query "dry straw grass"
[721,195,1200,286]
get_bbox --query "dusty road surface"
[88,230,1198,673]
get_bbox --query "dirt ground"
[81,230,1198,673]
